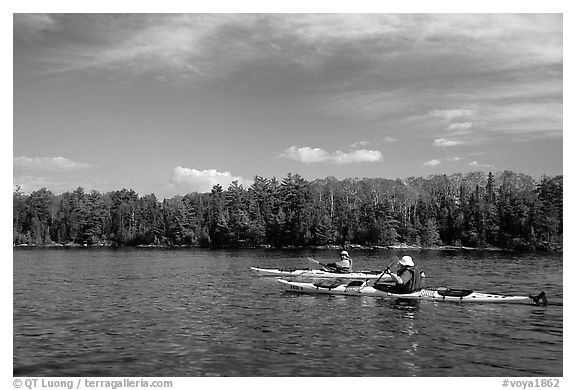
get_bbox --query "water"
[13,248,563,377]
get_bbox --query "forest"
[13,170,563,251]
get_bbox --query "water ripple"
[13,248,563,376]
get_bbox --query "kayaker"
[321,250,353,273]
[382,255,423,293]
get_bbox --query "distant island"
[13,171,562,252]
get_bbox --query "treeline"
[13,171,562,251]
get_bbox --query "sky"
[13,13,563,199]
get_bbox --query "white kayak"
[278,279,552,305]
[250,266,392,280]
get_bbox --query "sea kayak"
[278,279,551,305]
[250,266,392,280]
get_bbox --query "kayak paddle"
[307,257,320,265]
[373,257,399,284]
[307,257,327,270]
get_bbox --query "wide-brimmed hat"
[398,255,414,267]
[340,250,349,257]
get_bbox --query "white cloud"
[447,122,473,131]
[433,138,465,147]
[280,146,330,163]
[423,159,441,167]
[170,166,248,194]
[14,156,93,172]
[280,146,382,164]
[332,149,383,164]
[430,111,476,135]
[469,161,496,169]
[423,156,462,167]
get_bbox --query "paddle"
[307,257,332,271]
[373,257,399,285]
[308,257,334,272]
[307,257,321,265]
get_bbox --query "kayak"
[278,279,552,305]
[250,266,392,280]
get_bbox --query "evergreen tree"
[26,188,55,245]
[208,184,229,247]
[12,171,563,251]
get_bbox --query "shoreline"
[13,242,560,252]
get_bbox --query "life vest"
[324,256,352,273]
[345,257,353,270]
[335,258,352,272]
[394,267,423,293]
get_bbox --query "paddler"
[382,255,424,293]
[321,250,353,273]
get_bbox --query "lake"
[13,248,563,377]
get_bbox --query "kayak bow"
[278,279,553,305]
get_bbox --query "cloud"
[14,14,562,144]
[280,146,382,164]
[481,102,562,138]
[433,138,466,147]
[19,14,402,78]
[469,161,496,169]
[14,156,94,172]
[447,122,473,132]
[169,166,248,194]
[427,110,478,145]
[347,137,396,149]
[16,14,561,80]
[281,14,403,43]
[280,146,329,163]
[430,110,475,135]
[423,159,441,167]
[430,109,476,121]
[14,14,60,41]
[332,150,383,164]
[423,156,461,167]
[15,14,256,79]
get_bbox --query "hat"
[398,255,414,267]
[340,250,349,257]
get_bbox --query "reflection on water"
[386,301,421,376]
[13,248,562,376]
